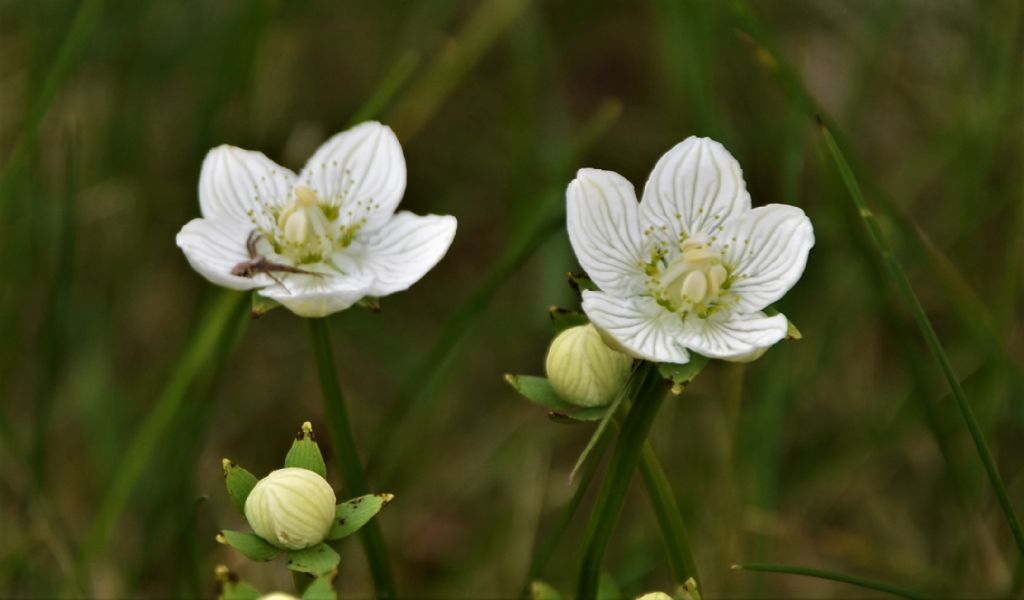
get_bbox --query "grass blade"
[818,121,1024,557]
[732,563,931,600]
[308,318,396,599]
[575,362,665,599]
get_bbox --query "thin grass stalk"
[819,122,1024,557]
[576,363,666,599]
[732,563,931,600]
[308,318,396,600]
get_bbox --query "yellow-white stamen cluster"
[653,233,730,316]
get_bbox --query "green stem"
[638,440,701,589]
[819,122,1024,558]
[308,318,396,600]
[517,424,613,599]
[576,363,666,599]
[732,563,932,600]
[80,291,247,585]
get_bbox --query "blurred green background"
[1,0,1022,597]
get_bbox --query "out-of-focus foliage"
[0,0,1020,597]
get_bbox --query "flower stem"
[308,318,396,600]
[638,440,701,589]
[575,362,666,599]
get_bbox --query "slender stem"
[576,363,666,599]
[637,440,701,589]
[308,318,396,600]
[732,563,932,600]
[820,122,1024,557]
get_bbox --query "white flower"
[566,136,814,364]
[176,122,457,317]
[545,323,633,407]
[244,467,337,550]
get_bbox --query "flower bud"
[244,467,337,550]
[635,593,673,600]
[545,323,633,407]
[259,594,300,600]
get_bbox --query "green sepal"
[251,292,280,318]
[217,530,279,562]
[764,306,802,340]
[504,374,608,422]
[327,493,395,540]
[222,459,258,515]
[548,305,588,332]
[215,566,261,600]
[284,421,327,478]
[357,296,381,311]
[286,542,340,576]
[658,354,710,395]
[302,573,339,600]
[530,580,564,600]
[567,271,599,296]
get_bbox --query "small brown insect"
[231,231,319,286]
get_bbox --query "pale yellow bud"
[635,594,673,600]
[259,594,300,600]
[545,324,632,407]
[244,467,336,550]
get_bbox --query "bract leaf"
[327,493,395,540]
[284,421,328,478]
[286,542,340,576]
[222,459,258,515]
[217,530,279,562]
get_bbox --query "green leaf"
[504,374,609,423]
[217,530,279,562]
[548,306,588,332]
[530,580,564,600]
[286,542,340,576]
[222,459,258,516]
[284,421,328,478]
[658,354,709,395]
[251,292,280,318]
[301,574,338,600]
[327,493,395,540]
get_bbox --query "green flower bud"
[259,594,300,600]
[244,467,336,550]
[635,593,673,600]
[545,323,632,407]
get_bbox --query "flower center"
[654,233,730,317]
[274,186,336,263]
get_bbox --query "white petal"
[199,145,295,228]
[176,218,265,291]
[716,204,814,312]
[677,311,788,360]
[581,291,690,364]
[258,272,373,318]
[297,121,406,234]
[566,169,646,296]
[339,212,457,297]
[639,137,751,242]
